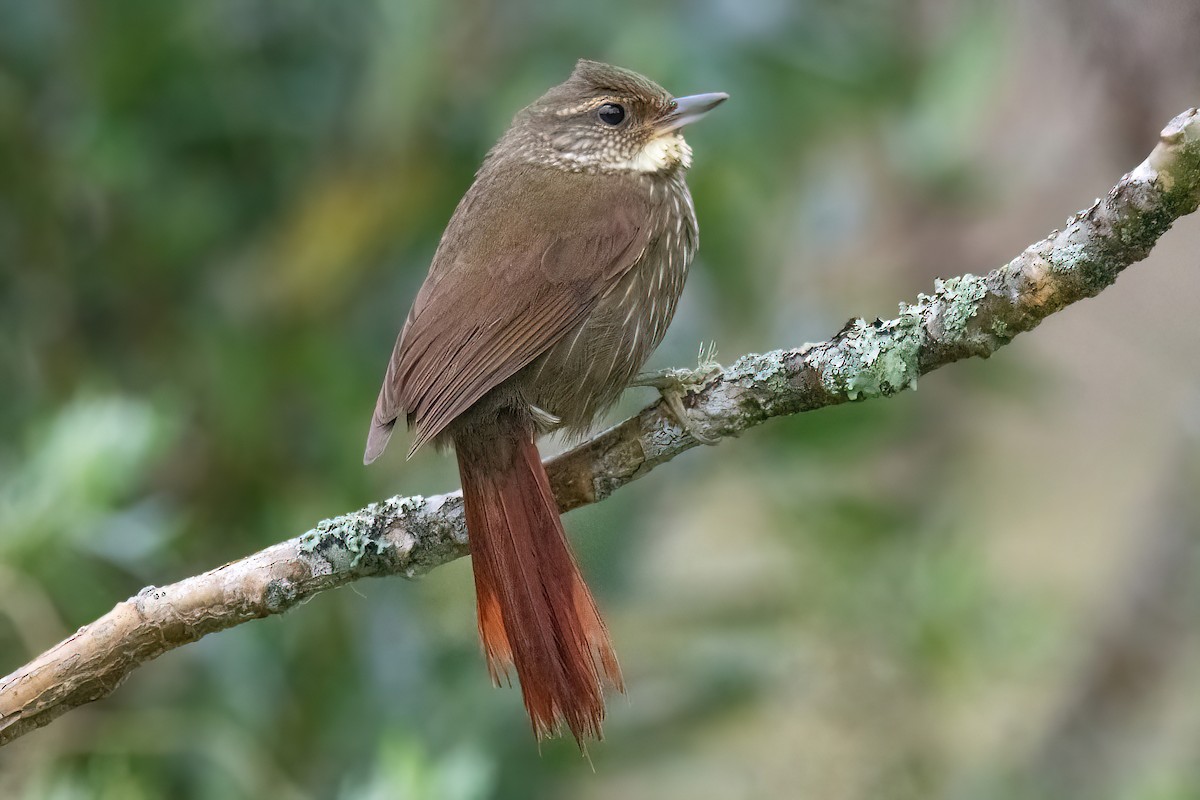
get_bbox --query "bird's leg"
[631,342,722,445]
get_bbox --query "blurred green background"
[3,1,1200,798]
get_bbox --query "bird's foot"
[631,343,722,445]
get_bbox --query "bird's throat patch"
[621,133,693,173]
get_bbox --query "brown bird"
[365,60,726,744]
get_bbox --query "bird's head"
[505,59,727,176]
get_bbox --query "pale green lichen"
[299,496,417,570]
[813,316,923,401]
[727,349,791,392]
[1046,232,1096,282]
[932,274,989,338]
[1042,130,1200,297]
[724,349,795,419]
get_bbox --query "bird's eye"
[596,103,626,126]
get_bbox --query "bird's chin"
[619,133,693,174]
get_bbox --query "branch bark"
[3,109,1198,748]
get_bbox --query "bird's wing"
[365,167,651,462]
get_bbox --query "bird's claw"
[631,356,722,445]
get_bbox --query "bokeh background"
[2,1,1200,798]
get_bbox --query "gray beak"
[659,92,729,133]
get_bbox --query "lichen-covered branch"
[2,109,1198,749]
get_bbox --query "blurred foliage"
[3,1,1200,798]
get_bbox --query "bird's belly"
[525,234,691,432]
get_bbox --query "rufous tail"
[455,418,623,745]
